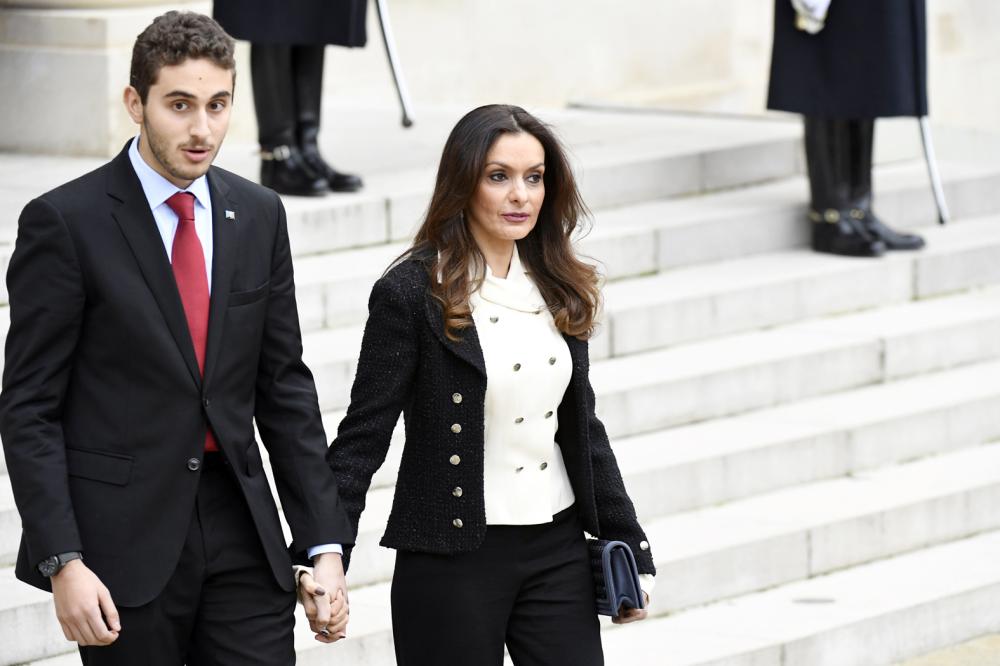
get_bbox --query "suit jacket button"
[539,462,548,470]
[187,457,201,471]
[452,518,464,528]
[549,357,557,365]
[202,397,211,408]
[451,423,462,434]
[513,363,521,371]
[452,392,463,404]
[490,316,499,323]
[453,486,463,497]
[640,540,650,551]
[450,455,461,466]
[544,411,553,418]
[514,417,524,424]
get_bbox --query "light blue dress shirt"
[127,136,213,290]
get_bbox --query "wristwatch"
[37,551,83,578]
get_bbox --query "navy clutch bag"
[588,538,645,617]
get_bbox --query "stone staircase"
[2,107,1000,665]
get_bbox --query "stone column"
[0,0,251,157]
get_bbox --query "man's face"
[124,58,234,188]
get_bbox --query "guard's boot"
[293,45,363,193]
[804,116,885,257]
[251,44,327,197]
[847,119,925,251]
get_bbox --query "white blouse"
[470,246,577,525]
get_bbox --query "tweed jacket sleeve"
[580,348,656,576]
[326,268,420,570]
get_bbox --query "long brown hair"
[400,104,601,341]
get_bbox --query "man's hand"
[301,553,349,642]
[51,560,120,645]
[611,590,651,625]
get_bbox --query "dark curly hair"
[130,11,236,103]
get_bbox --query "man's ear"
[123,86,144,125]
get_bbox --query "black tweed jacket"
[328,255,655,575]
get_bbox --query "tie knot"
[166,191,195,223]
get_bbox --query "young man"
[1,11,349,664]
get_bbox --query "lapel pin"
[225,210,236,221]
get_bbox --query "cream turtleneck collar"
[478,244,548,314]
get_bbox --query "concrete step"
[600,214,1000,357]
[599,530,1000,666]
[609,157,1000,271]
[589,285,1000,439]
[19,443,1000,666]
[644,442,1000,612]
[616,358,1000,519]
[895,634,1000,666]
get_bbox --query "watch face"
[38,556,58,577]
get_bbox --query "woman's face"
[466,131,546,249]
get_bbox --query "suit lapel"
[107,145,202,387]
[423,293,487,377]
[202,168,237,389]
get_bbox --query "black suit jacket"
[328,254,655,575]
[0,143,352,606]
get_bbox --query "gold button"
[452,392,463,404]
[453,486,463,497]
[450,455,461,466]
[539,462,548,470]
[544,411,553,418]
[549,357,556,365]
[513,363,521,371]
[453,518,464,528]
[640,540,650,551]
[490,316,499,323]
[514,417,524,424]
[451,423,462,434]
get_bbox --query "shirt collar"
[128,135,212,213]
[478,244,547,313]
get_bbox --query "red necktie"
[165,192,218,452]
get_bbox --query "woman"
[213,0,366,195]
[768,0,927,257]
[306,105,655,664]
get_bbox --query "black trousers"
[391,506,603,666]
[79,454,296,666]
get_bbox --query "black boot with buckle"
[251,44,327,197]
[847,119,925,251]
[805,116,886,257]
[293,46,364,193]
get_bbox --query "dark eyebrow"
[163,90,232,100]
[485,161,545,170]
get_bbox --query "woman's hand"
[296,568,349,642]
[611,590,650,625]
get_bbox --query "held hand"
[51,560,121,646]
[611,590,651,625]
[304,553,349,642]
